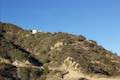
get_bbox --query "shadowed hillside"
[0,22,120,80]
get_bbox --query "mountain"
[0,22,120,80]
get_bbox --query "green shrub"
[43,65,49,74]
[19,67,30,80]
[10,50,29,60]
[30,68,44,80]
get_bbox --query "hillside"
[0,22,120,80]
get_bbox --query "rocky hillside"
[0,22,120,80]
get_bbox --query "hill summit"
[0,22,120,80]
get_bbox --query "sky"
[0,0,120,55]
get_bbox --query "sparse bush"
[78,35,86,41]
[30,68,44,80]
[43,65,49,74]
[19,67,30,80]
[10,50,29,61]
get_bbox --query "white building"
[32,29,37,34]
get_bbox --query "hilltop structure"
[31,29,37,34]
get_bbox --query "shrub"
[43,65,49,74]
[10,50,29,60]
[30,68,44,80]
[19,67,30,80]
[78,35,86,41]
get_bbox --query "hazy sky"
[0,0,120,55]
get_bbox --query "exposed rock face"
[0,22,120,80]
[50,42,64,50]
[12,60,32,67]
[62,57,80,71]
[0,57,11,64]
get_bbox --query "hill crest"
[0,22,120,80]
